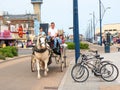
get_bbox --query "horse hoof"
[44,72,48,76]
[38,76,41,79]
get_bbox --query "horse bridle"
[39,36,48,48]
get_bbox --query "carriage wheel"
[61,60,64,72]
[63,47,67,68]
[61,47,67,69]
[60,47,67,72]
[31,55,36,72]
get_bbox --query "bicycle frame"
[81,54,101,72]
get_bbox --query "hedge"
[0,54,6,60]
[0,46,18,60]
[66,42,89,49]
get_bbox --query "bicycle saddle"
[95,54,100,58]
[97,57,104,60]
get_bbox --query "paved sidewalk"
[58,52,120,90]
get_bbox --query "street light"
[102,7,111,20]
[87,19,92,42]
[87,24,91,42]
[90,12,96,41]
[99,0,110,46]
[69,27,73,29]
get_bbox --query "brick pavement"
[58,42,120,90]
[87,42,118,53]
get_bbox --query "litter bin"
[104,32,111,53]
[104,42,110,53]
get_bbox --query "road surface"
[0,50,74,90]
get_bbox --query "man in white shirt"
[48,22,58,37]
[47,22,60,49]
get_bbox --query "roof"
[3,14,37,20]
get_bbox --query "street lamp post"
[73,0,80,64]
[93,12,96,40]
[90,19,92,42]
[99,0,110,46]
[99,0,102,46]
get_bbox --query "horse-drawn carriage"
[30,35,67,79]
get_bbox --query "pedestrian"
[103,38,106,45]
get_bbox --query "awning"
[0,30,14,40]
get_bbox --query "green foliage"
[66,42,75,49]
[66,42,89,49]
[80,43,89,49]
[0,54,6,60]
[0,46,18,59]
[11,46,18,56]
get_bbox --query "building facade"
[0,12,37,47]
[96,23,120,37]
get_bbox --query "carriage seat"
[47,39,61,55]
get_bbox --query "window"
[109,29,112,31]
[113,29,117,31]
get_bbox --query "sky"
[0,0,120,35]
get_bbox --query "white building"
[96,23,120,37]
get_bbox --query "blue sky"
[0,0,120,35]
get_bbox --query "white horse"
[33,36,50,79]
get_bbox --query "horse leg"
[40,61,44,70]
[36,59,41,79]
[44,59,49,76]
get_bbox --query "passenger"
[39,27,46,36]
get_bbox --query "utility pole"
[73,0,80,63]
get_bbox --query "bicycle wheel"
[100,61,114,78]
[93,61,110,76]
[71,64,89,82]
[100,63,119,82]
[94,60,113,76]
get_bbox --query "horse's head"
[37,36,47,49]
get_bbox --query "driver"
[47,22,61,49]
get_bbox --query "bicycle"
[71,53,119,82]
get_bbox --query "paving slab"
[58,52,120,90]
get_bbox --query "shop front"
[0,30,27,48]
